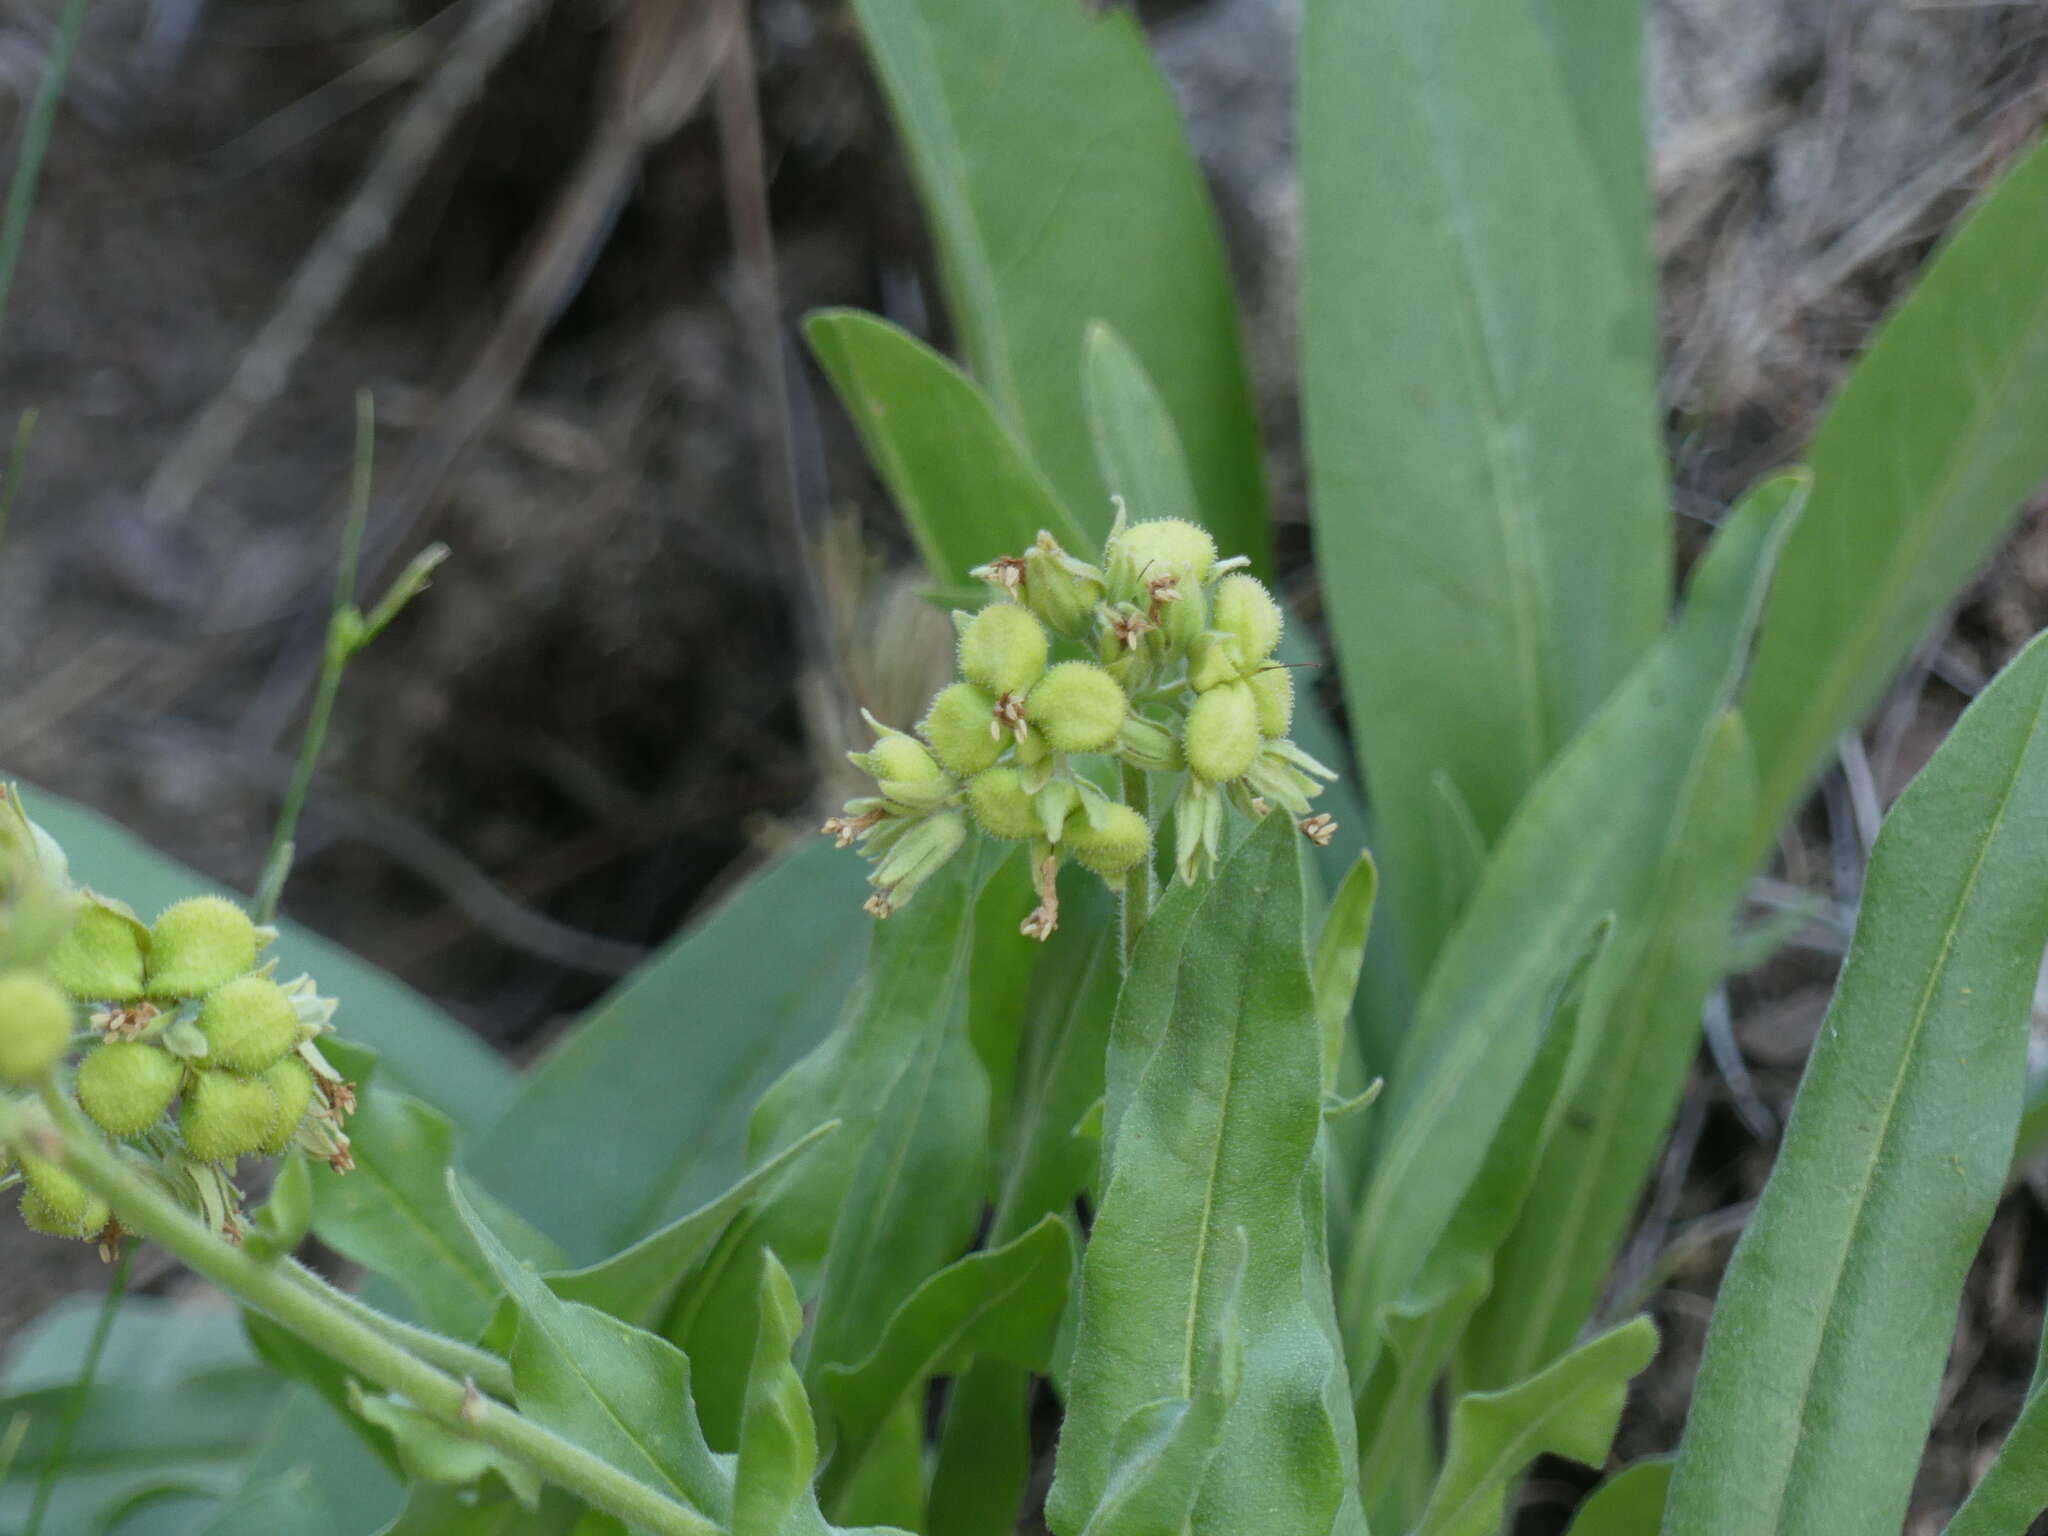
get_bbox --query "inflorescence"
[826,511,1337,939]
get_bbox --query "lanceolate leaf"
[1743,136,2048,847]
[1666,629,2048,1535]
[733,1252,820,1536]
[1300,0,1670,992]
[1416,1317,1657,1536]
[1311,852,1378,1092]
[1081,321,1199,529]
[1565,1460,1673,1536]
[806,310,1094,592]
[1941,1368,2048,1536]
[1048,816,1363,1536]
[1339,475,1801,1384]
[847,0,1265,564]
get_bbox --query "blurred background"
[0,0,2045,1528]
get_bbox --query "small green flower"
[864,810,968,918]
[958,602,1050,697]
[966,767,1042,842]
[45,898,147,1003]
[76,1041,183,1137]
[1026,661,1128,754]
[260,1057,318,1156]
[848,714,956,813]
[1183,682,1261,784]
[20,1155,109,1240]
[1211,573,1283,669]
[1250,664,1295,737]
[1066,802,1150,878]
[199,976,303,1075]
[0,969,73,1083]
[181,1068,281,1163]
[147,896,259,1000]
[921,682,1005,776]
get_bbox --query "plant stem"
[21,1244,127,1536]
[1120,761,1152,971]
[3,1092,721,1536]
[0,0,89,339]
[280,1255,515,1400]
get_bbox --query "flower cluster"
[826,513,1337,939]
[0,786,354,1251]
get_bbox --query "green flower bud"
[199,976,303,1074]
[20,1156,109,1239]
[1186,631,1241,693]
[849,714,955,813]
[260,1057,317,1156]
[866,810,967,918]
[1251,664,1295,737]
[1108,518,1217,592]
[44,899,146,1002]
[1183,682,1261,783]
[966,767,1042,842]
[958,603,1049,697]
[1025,662,1127,754]
[1116,715,1185,774]
[76,1042,183,1137]
[1211,573,1283,667]
[921,682,1004,777]
[180,1068,281,1163]
[1158,576,1206,652]
[1035,780,1080,844]
[147,896,258,999]
[0,969,73,1083]
[1020,532,1106,637]
[1067,802,1149,878]
[1173,777,1227,885]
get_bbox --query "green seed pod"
[180,1068,281,1163]
[199,976,302,1074]
[76,1042,183,1137]
[1186,632,1241,693]
[20,1155,109,1238]
[1108,518,1217,591]
[1158,576,1206,652]
[1067,802,1150,877]
[1183,682,1261,784]
[147,896,258,999]
[958,603,1049,697]
[260,1057,317,1156]
[849,717,955,813]
[965,767,1042,842]
[1250,664,1295,738]
[1211,573,1283,667]
[920,682,1004,777]
[44,900,146,1003]
[0,969,73,1083]
[1025,662,1127,754]
[1116,715,1185,774]
[1020,532,1106,637]
[867,810,967,917]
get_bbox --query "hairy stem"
[280,1255,514,1400]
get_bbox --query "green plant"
[6,3,2048,1535]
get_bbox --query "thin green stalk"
[1120,760,1152,970]
[280,1255,514,1400]
[21,1245,128,1536]
[0,408,36,550]
[0,0,90,338]
[3,1092,721,1536]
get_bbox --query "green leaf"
[1462,709,1759,1387]
[349,1383,541,1508]
[1565,1459,1673,1536]
[1339,474,1801,1384]
[1048,816,1363,1536]
[1080,321,1199,530]
[821,1216,1071,1496]
[193,1471,338,1536]
[732,1251,821,1536]
[1743,136,2048,846]
[926,1362,1032,1536]
[806,310,1093,592]
[1666,628,2048,1535]
[545,1119,842,1329]
[19,785,513,1132]
[474,837,870,1264]
[1942,1369,2048,1536]
[450,1175,733,1528]
[1300,0,1670,991]
[848,0,1265,564]
[312,1084,559,1340]
[1414,1317,1658,1536]
[1310,852,1377,1093]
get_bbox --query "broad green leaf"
[1415,1317,1658,1536]
[1943,1369,2048,1536]
[1339,475,1800,1383]
[229,1385,404,1535]
[1310,852,1377,1092]
[1566,1460,1673,1536]
[349,1384,540,1508]
[1743,136,2048,847]
[806,310,1093,593]
[450,1176,731,1530]
[1081,321,1199,529]
[1463,710,1758,1386]
[193,1471,338,1536]
[965,847,1039,1170]
[475,837,870,1264]
[312,1084,559,1340]
[926,1362,1031,1536]
[1300,0,1670,992]
[544,1120,841,1329]
[1666,628,2048,1535]
[1097,876,1203,1168]
[821,1216,1071,1497]
[848,0,1265,564]
[732,1252,820,1536]
[20,785,513,1132]
[1048,816,1363,1536]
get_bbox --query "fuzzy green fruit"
[147,897,258,999]
[958,603,1049,697]
[44,902,146,1002]
[965,767,1042,842]
[1184,683,1260,784]
[181,1069,281,1163]
[199,976,302,1074]
[260,1058,317,1156]
[20,1155,109,1238]
[920,683,1004,777]
[1026,662,1127,754]
[1067,803,1150,877]
[0,970,73,1083]
[1211,573,1283,667]
[1111,518,1217,585]
[1250,664,1295,738]
[76,1042,183,1137]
